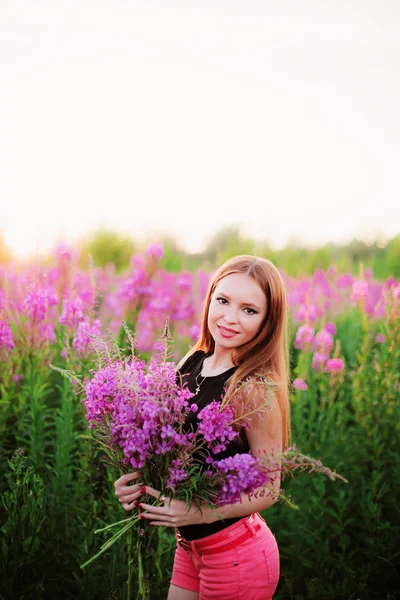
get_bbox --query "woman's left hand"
[138,485,212,528]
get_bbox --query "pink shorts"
[170,512,280,599]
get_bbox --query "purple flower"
[145,243,164,259]
[189,324,201,341]
[295,304,318,324]
[314,329,334,353]
[83,363,120,424]
[325,358,344,373]
[38,322,56,343]
[351,279,369,305]
[312,352,329,371]
[23,284,51,323]
[0,320,15,350]
[176,274,192,292]
[293,378,308,391]
[166,459,189,489]
[54,241,73,261]
[197,401,238,454]
[294,324,315,350]
[73,318,102,353]
[324,322,337,335]
[59,296,84,328]
[211,453,270,506]
[375,333,385,344]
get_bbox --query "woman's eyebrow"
[217,292,261,311]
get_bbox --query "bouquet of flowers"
[51,322,346,600]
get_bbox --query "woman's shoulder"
[238,372,280,405]
[176,349,205,374]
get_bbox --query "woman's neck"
[201,349,234,376]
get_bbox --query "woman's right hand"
[114,472,144,511]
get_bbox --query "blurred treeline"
[1,227,399,278]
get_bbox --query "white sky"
[1,0,399,257]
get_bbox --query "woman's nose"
[224,307,238,324]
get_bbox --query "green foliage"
[265,308,400,600]
[385,234,400,277]
[0,450,47,600]
[79,228,136,272]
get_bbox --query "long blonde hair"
[189,255,291,450]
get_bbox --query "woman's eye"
[216,297,228,304]
[244,307,257,315]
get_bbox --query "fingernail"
[139,514,145,519]
[138,503,144,509]
[140,486,146,493]
[133,501,138,507]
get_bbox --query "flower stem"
[127,527,133,600]
[80,515,140,570]
[94,514,137,533]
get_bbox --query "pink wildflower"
[325,358,344,373]
[312,352,329,371]
[73,318,103,353]
[294,324,315,350]
[145,243,164,259]
[38,322,56,343]
[211,454,270,506]
[117,270,148,304]
[54,241,73,261]
[166,459,189,489]
[0,321,15,350]
[176,273,193,292]
[314,329,334,353]
[351,279,369,305]
[336,273,354,288]
[59,296,84,328]
[23,284,51,323]
[189,324,201,341]
[324,322,337,336]
[295,304,318,323]
[375,333,385,344]
[197,401,238,454]
[293,378,308,391]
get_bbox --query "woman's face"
[208,272,267,351]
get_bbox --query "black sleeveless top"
[176,350,250,541]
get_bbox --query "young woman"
[114,255,291,600]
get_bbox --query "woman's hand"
[114,472,145,511]
[137,485,213,528]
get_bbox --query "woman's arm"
[203,398,283,523]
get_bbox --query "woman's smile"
[217,325,238,338]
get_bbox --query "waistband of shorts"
[176,512,265,555]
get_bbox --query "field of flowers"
[0,243,399,600]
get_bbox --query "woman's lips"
[218,325,238,338]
